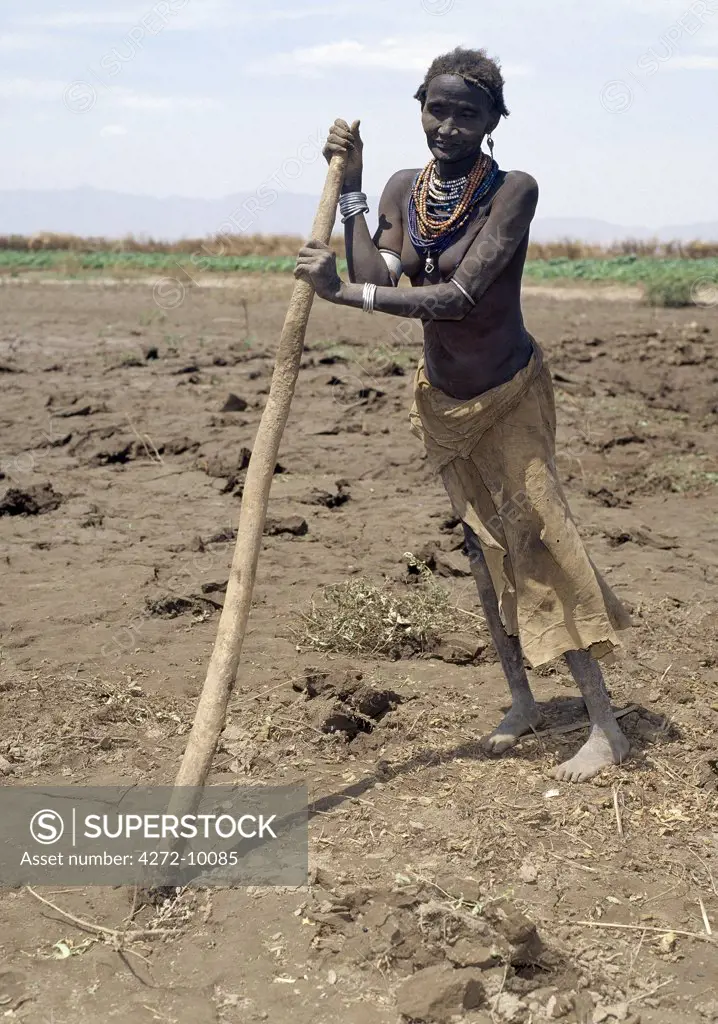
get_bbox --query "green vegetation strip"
[522,255,718,284]
[1,251,717,288]
[0,250,316,273]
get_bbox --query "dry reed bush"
[527,238,718,260]
[0,232,347,258]
[297,555,474,658]
[3,233,717,260]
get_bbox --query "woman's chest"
[400,199,493,282]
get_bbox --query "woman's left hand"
[294,240,343,301]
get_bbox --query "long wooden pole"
[173,148,348,790]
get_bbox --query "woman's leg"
[552,650,631,782]
[462,522,541,752]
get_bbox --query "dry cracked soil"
[0,275,717,1024]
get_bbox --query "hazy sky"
[1,0,716,226]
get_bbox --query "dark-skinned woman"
[295,47,632,783]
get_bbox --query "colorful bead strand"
[408,152,500,272]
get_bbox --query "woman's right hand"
[323,118,363,182]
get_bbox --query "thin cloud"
[100,124,128,136]
[0,77,218,112]
[0,78,63,100]
[20,3,349,31]
[21,11,147,28]
[614,0,705,12]
[247,37,531,78]
[666,54,718,70]
[262,4,352,20]
[114,90,219,111]
[0,33,53,50]
[176,2,353,28]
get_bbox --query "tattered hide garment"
[409,341,631,667]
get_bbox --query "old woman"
[294,46,631,782]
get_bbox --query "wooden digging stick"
[173,146,349,792]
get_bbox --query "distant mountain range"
[1,187,716,244]
[529,217,718,245]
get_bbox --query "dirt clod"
[395,963,485,1022]
[145,595,207,618]
[304,481,351,508]
[431,633,487,665]
[265,515,308,536]
[546,993,574,1018]
[164,437,200,456]
[0,482,63,516]
[446,939,500,970]
[221,393,249,412]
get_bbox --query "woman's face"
[421,74,498,165]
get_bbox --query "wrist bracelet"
[340,191,369,224]
[341,205,369,223]
[340,190,367,210]
[362,282,377,314]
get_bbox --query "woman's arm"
[449,170,539,303]
[343,197,393,287]
[295,247,469,320]
[335,280,467,319]
[347,173,411,287]
[324,119,395,287]
[296,169,539,320]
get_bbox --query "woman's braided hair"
[414,47,510,118]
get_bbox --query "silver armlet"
[450,278,475,305]
[379,249,402,285]
[362,283,378,313]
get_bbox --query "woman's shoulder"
[386,167,422,185]
[500,169,539,197]
[380,168,421,201]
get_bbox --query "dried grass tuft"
[296,555,473,658]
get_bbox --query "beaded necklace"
[408,152,500,274]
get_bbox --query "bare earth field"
[0,275,717,1024]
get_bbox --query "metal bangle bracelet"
[339,191,368,211]
[339,192,369,224]
[362,283,377,313]
[341,207,369,224]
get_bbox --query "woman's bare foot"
[551,725,630,783]
[483,701,542,754]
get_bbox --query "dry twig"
[698,897,712,936]
[533,705,638,738]
[574,919,716,943]
[613,785,624,837]
[25,886,182,945]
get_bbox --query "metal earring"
[487,134,495,158]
